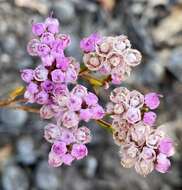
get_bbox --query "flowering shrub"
[1,16,174,177]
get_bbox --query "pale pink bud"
[143,111,157,126]
[40,105,55,119]
[99,62,111,75]
[24,90,35,103]
[146,129,164,149]
[62,111,79,128]
[57,34,71,49]
[37,43,50,57]
[44,123,61,143]
[155,153,171,173]
[144,92,161,110]
[65,67,78,83]
[129,90,144,108]
[110,87,130,104]
[48,151,63,167]
[113,35,131,52]
[124,49,142,67]
[40,32,55,45]
[51,69,65,83]
[80,33,101,53]
[113,103,125,115]
[107,52,124,67]
[84,92,98,106]
[96,37,113,56]
[68,95,82,111]
[90,105,105,120]
[135,158,154,177]
[45,17,59,34]
[51,141,67,156]
[83,53,103,71]
[62,153,74,166]
[79,109,92,122]
[35,91,48,104]
[54,94,69,108]
[51,39,64,56]
[56,56,70,71]
[32,23,45,36]
[71,144,88,160]
[75,126,92,144]
[113,124,129,145]
[140,147,156,161]
[53,84,68,96]
[126,107,141,124]
[41,54,55,67]
[71,85,87,98]
[27,39,39,56]
[27,82,38,94]
[111,65,126,84]
[129,122,150,147]
[120,143,138,168]
[60,127,75,145]
[21,69,34,83]
[159,138,175,157]
[33,65,48,81]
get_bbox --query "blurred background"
[0,0,182,189]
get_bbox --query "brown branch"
[6,105,40,113]
[96,119,113,132]
[0,98,27,107]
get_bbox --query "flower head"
[145,92,161,110]
[80,33,102,53]
[81,35,142,85]
[159,138,175,157]
[71,144,88,160]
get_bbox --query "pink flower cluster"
[80,34,142,84]
[40,84,104,167]
[21,57,79,104]
[21,17,105,167]
[107,87,174,176]
[20,16,175,176]
[44,123,91,166]
[21,17,79,104]
[40,84,105,127]
[107,87,161,126]
[112,121,174,176]
[27,17,70,64]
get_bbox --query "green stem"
[96,119,113,133]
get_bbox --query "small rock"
[35,161,61,190]
[167,47,182,82]
[0,53,11,65]
[142,59,165,84]
[52,0,76,23]
[2,165,29,190]
[152,6,182,46]
[0,109,28,127]
[63,167,91,190]
[84,156,98,178]
[15,0,49,14]
[16,136,37,165]
[0,19,8,34]
[3,35,17,54]
[66,35,82,61]
[16,56,33,69]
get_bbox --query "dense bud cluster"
[44,123,91,166]
[22,17,104,166]
[107,87,174,176]
[20,16,175,176]
[80,34,142,84]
